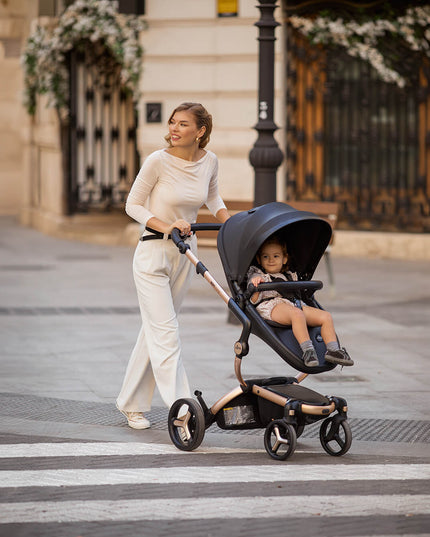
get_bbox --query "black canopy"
[217,202,332,290]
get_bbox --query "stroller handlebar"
[253,280,323,292]
[171,223,222,253]
[190,223,222,233]
[245,280,323,301]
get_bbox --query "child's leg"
[302,305,354,366]
[271,301,311,344]
[301,305,336,344]
[271,301,319,366]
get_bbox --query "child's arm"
[249,276,263,303]
[247,266,266,304]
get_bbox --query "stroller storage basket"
[216,392,262,430]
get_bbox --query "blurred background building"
[1,0,429,256]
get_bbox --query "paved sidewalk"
[0,216,429,456]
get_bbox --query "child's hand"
[249,276,263,304]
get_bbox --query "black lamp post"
[249,0,284,206]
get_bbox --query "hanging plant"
[21,0,146,119]
[288,6,430,88]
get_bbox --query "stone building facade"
[0,0,284,233]
[1,0,429,258]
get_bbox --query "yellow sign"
[217,0,238,17]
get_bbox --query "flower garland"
[288,6,430,88]
[21,0,145,119]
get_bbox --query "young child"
[247,235,353,367]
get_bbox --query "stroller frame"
[167,204,352,460]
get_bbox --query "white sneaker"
[117,406,150,430]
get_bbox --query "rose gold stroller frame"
[168,226,351,460]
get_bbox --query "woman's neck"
[167,146,204,162]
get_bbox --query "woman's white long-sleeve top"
[125,149,226,228]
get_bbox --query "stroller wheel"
[168,398,205,452]
[319,416,352,456]
[264,420,297,461]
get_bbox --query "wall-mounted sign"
[146,102,162,123]
[217,0,238,17]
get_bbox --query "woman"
[116,102,230,429]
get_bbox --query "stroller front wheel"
[168,398,205,452]
[264,419,297,461]
[319,416,352,456]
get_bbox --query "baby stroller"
[168,202,352,460]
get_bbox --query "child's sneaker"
[324,348,354,366]
[303,348,319,367]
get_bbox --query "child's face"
[257,243,287,274]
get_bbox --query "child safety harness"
[251,272,303,309]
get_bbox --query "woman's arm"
[125,152,159,228]
[205,154,229,221]
[215,207,230,223]
[149,207,228,236]
[146,216,191,236]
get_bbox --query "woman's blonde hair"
[165,102,212,148]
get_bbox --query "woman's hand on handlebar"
[169,219,192,237]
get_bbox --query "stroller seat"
[217,202,339,375]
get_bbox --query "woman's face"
[168,110,205,148]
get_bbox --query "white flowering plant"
[21,0,145,119]
[288,6,430,88]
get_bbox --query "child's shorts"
[256,297,297,321]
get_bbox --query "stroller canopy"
[217,202,332,289]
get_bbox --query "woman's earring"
[196,137,200,144]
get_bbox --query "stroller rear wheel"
[319,416,352,456]
[264,419,297,461]
[168,398,205,452]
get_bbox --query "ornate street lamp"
[249,0,284,206]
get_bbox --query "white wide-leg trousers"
[116,237,195,412]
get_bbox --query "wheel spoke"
[333,432,345,448]
[272,426,283,452]
[325,422,337,442]
[264,420,297,461]
[319,417,352,457]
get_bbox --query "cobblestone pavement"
[0,216,429,536]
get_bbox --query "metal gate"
[68,46,138,213]
[285,29,430,232]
